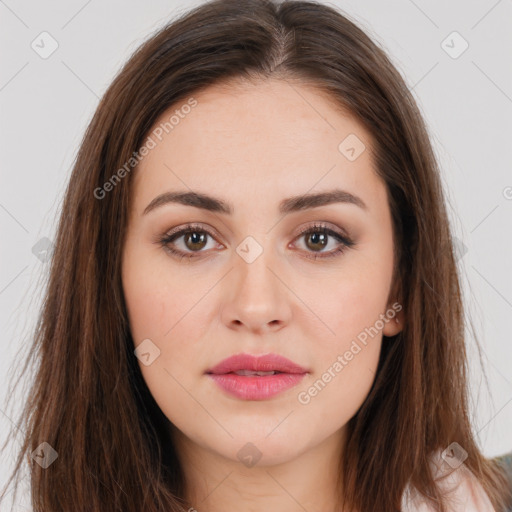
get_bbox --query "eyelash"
[157,222,355,262]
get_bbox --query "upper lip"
[206,353,308,375]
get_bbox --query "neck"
[169,424,347,512]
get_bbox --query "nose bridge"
[224,232,290,329]
[234,233,280,300]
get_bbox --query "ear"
[383,276,405,337]
[382,305,405,337]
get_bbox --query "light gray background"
[1,0,511,507]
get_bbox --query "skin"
[121,77,405,512]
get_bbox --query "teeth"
[233,370,277,376]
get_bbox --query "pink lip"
[206,353,309,400]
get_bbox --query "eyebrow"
[142,188,368,216]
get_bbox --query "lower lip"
[207,372,307,400]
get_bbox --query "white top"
[401,451,496,511]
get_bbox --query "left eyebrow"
[142,188,368,216]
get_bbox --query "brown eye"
[304,231,329,252]
[158,222,355,262]
[182,231,208,251]
[294,224,356,260]
[157,224,220,260]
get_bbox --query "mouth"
[224,370,284,376]
[205,352,308,375]
[205,353,309,400]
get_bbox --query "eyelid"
[290,223,355,253]
[162,222,223,241]
[158,221,349,244]
[157,221,355,260]
[293,220,352,240]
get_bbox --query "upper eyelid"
[162,222,350,246]
[164,221,345,236]
[158,223,355,263]
[163,223,222,243]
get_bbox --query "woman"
[1,0,511,510]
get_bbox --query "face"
[121,78,404,468]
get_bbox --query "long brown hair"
[1,0,510,510]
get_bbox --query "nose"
[221,244,292,335]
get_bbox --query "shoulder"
[401,450,496,511]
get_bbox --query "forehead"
[133,78,384,213]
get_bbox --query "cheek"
[122,238,190,340]
[122,251,210,427]
[122,244,213,375]
[293,259,392,347]
[293,273,386,428]
[123,270,172,342]
[296,341,381,440]
[291,253,391,408]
